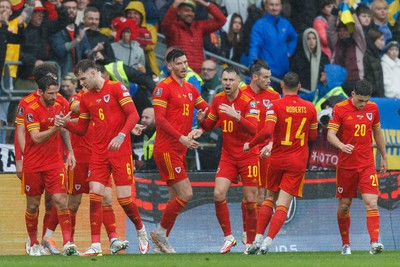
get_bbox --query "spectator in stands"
[15,0,68,91]
[200,59,221,104]
[356,4,372,35]
[82,6,115,65]
[125,1,160,77]
[220,13,244,63]
[299,64,348,113]
[0,0,25,81]
[291,28,330,91]
[111,17,146,71]
[364,28,385,97]
[248,0,298,82]
[0,0,26,142]
[217,0,249,21]
[161,0,226,74]
[370,0,392,42]
[49,0,91,77]
[289,0,319,34]
[381,40,400,98]
[99,0,125,30]
[137,107,157,170]
[60,72,78,101]
[313,0,333,59]
[327,7,366,95]
[242,3,264,65]
[75,0,88,25]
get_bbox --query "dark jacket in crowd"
[18,5,69,79]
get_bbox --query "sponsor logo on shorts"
[75,184,81,191]
[25,185,30,192]
[338,187,343,194]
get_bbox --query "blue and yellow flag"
[338,3,355,33]
[387,0,400,26]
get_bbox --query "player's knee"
[214,189,226,201]
[26,201,40,213]
[179,190,193,202]
[338,203,351,214]
[68,201,81,211]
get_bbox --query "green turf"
[1,251,399,267]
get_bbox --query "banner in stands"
[0,144,15,173]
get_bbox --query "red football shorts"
[153,151,188,186]
[23,167,67,196]
[67,162,90,194]
[88,154,134,186]
[216,154,259,187]
[336,165,379,198]
[259,157,269,188]
[266,164,305,197]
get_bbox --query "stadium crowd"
[0,0,393,257]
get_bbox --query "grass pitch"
[1,251,399,267]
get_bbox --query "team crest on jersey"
[17,107,24,116]
[263,99,273,109]
[338,187,343,194]
[366,113,373,121]
[250,100,257,108]
[175,167,181,173]
[188,93,193,101]
[155,88,163,97]
[25,185,30,192]
[26,113,34,123]
[103,94,110,103]
[75,184,81,191]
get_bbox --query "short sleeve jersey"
[69,90,93,163]
[208,90,259,159]
[15,91,69,126]
[79,79,135,155]
[266,95,318,171]
[327,99,380,169]
[23,100,65,172]
[152,76,205,153]
[242,86,280,144]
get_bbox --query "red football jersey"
[242,85,280,146]
[152,76,209,153]
[257,95,318,171]
[327,99,381,169]
[202,90,259,159]
[69,90,92,163]
[78,80,138,155]
[15,91,69,126]
[23,100,65,172]
[14,90,69,160]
